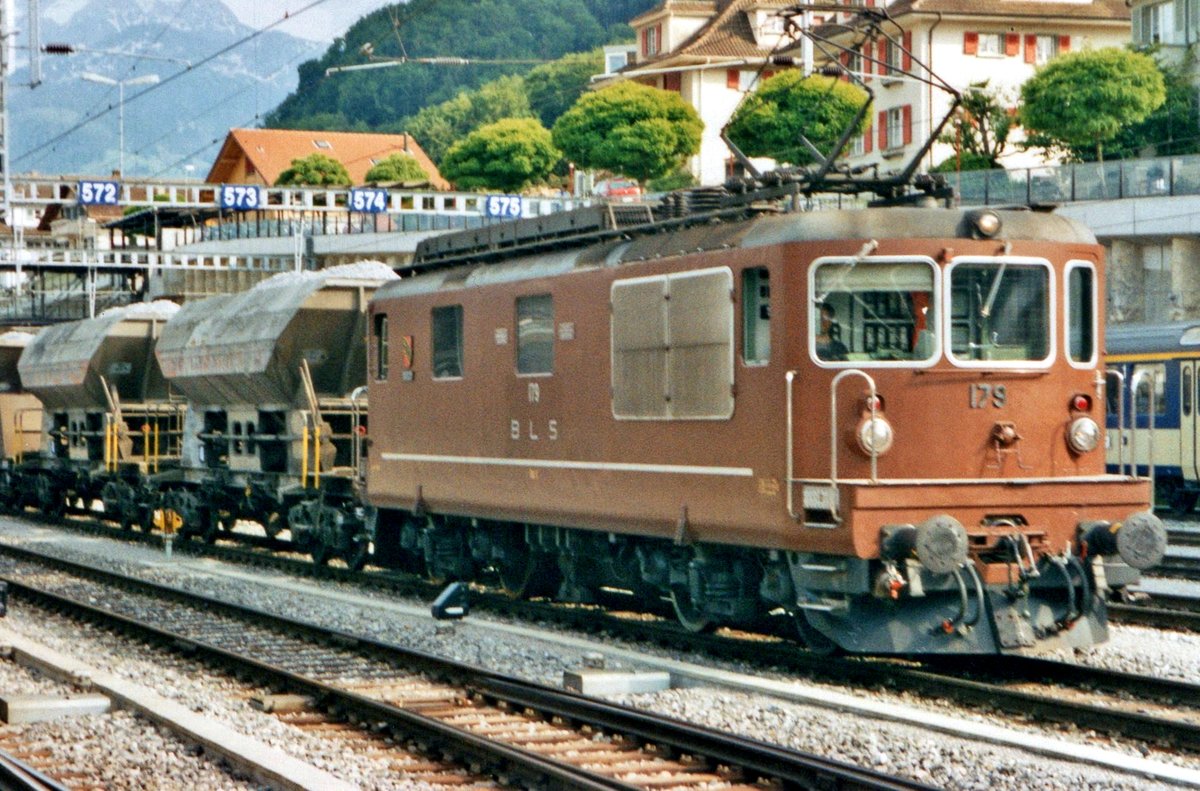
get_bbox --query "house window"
[605,49,632,74]
[312,140,332,149]
[432,305,464,379]
[1034,34,1059,64]
[885,107,905,149]
[516,294,554,375]
[1134,2,1174,45]
[846,46,863,78]
[643,24,661,56]
[976,33,1004,57]
[374,313,388,380]
[884,40,902,75]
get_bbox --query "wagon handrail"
[1105,368,1125,476]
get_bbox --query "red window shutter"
[727,69,739,89]
[839,52,850,81]
[763,70,774,80]
[1024,34,1037,64]
[902,31,912,70]
[664,73,681,92]
[878,110,888,150]
[864,127,873,153]
[1058,35,1070,53]
[879,39,888,73]
[641,29,647,56]
[1005,33,1019,57]
[902,105,913,146]
[655,23,662,52]
[963,31,978,55]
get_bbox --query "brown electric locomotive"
[365,200,1165,655]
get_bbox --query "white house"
[820,1,1131,172]
[602,0,796,185]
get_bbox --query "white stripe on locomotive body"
[381,452,754,478]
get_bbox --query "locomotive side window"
[1066,263,1096,366]
[516,294,554,375]
[742,267,771,365]
[431,305,464,379]
[948,259,1051,365]
[611,267,734,420]
[373,313,388,381]
[811,260,937,364]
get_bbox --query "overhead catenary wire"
[15,0,336,166]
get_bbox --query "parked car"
[593,178,642,201]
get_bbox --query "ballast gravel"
[0,518,1197,791]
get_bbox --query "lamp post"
[80,71,159,177]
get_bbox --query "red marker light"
[1071,394,1091,412]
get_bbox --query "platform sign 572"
[78,180,119,205]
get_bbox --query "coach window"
[810,258,938,365]
[431,305,464,379]
[1183,367,1193,417]
[373,314,388,380]
[742,267,770,365]
[1066,262,1096,366]
[948,258,1051,367]
[516,294,554,375]
[1132,363,1167,419]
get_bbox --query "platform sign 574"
[349,187,389,213]
[78,180,119,205]
[218,184,265,211]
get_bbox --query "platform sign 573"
[78,180,119,205]
[218,184,265,211]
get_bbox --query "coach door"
[1183,361,1198,485]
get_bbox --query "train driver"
[816,303,849,361]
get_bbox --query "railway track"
[0,542,932,791]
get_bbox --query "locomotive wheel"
[669,585,715,634]
[497,550,560,600]
[794,612,838,656]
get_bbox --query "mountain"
[8,0,322,178]
[265,0,656,133]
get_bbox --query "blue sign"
[218,184,264,211]
[349,187,388,213]
[78,180,119,206]
[483,194,523,219]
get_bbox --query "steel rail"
[0,545,934,791]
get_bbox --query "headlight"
[1067,416,1101,454]
[857,416,894,456]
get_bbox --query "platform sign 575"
[218,184,265,211]
[484,194,524,219]
[78,180,119,205]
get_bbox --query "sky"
[218,0,397,43]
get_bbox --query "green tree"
[525,49,606,127]
[274,153,352,186]
[440,118,561,191]
[401,75,533,163]
[364,153,430,184]
[933,80,1013,171]
[552,81,702,182]
[725,72,869,165]
[1019,47,1166,162]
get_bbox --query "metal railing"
[952,152,1200,207]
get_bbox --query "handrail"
[350,385,368,482]
[785,368,879,523]
[1105,368,1126,476]
[1129,367,1156,504]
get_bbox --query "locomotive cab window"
[742,267,770,365]
[810,258,938,365]
[431,304,464,379]
[516,294,554,375]
[1066,262,1096,366]
[948,257,1052,366]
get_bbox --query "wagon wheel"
[310,541,333,567]
[343,540,370,572]
[200,508,231,544]
[100,481,133,530]
[262,511,285,540]
[497,549,560,600]
[34,475,65,519]
[669,585,714,634]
